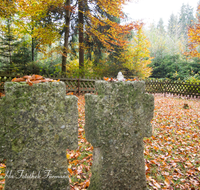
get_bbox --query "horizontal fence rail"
[0,74,199,98]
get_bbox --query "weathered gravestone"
[0,82,78,190]
[85,81,154,190]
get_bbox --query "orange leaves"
[103,77,117,82]
[96,0,125,18]
[103,76,114,81]
[11,77,25,82]
[66,95,93,190]
[11,74,60,86]
[145,94,200,189]
[0,163,6,169]
[103,77,138,82]
[0,163,6,189]
[85,1,141,51]
[185,4,200,58]
[68,168,73,175]
[126,78,138,81]
[67,92,74,95]
[0,92,5,97]
[85,179,90,188]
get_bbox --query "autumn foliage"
[185,4,200,58]
[85,0,137,50]
[119,24,153,79]
[11,75,60,86]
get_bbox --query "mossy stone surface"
[0,82,78,190]
[85,81,154,190]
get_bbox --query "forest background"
[0,0,200,82]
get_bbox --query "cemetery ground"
[0,94,199,189]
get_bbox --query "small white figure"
[117,71,125,81]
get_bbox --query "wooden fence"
[0,74,99,95]
[145,80,200,98]
[53,77,98,95]
[0,74,199,98]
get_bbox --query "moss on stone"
[1,82,78,189]
[85,81,154,190]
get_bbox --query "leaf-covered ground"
[67,95,200,190]
[0,94,200,189]
[144,95,200,189]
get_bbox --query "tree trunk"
[61,0,71,73]
[79,0,84,76]
[86,34,91,61]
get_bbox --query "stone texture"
[0,82,78,190]
[85,81,154,190]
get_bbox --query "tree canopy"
[185,4,200,58]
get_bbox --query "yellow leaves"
[16,0,48,19]
[96,0,125,18]
[67,154,71,159]
[0,0,16,18]
[32,25,61,47]
[177,131,182,135]
[120,26,153,79]
[6,0,62,51]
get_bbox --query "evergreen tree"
[149,55,200,80]
[146,23,167,58]
[0,18,19,72]
[157,18,165,34]
[179,4,195,38]
[12,37,32,72]
[168,14,178,36]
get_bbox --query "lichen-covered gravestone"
[85,81,154,190]
[0,82,78,190]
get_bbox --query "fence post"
[78,78,80,95]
